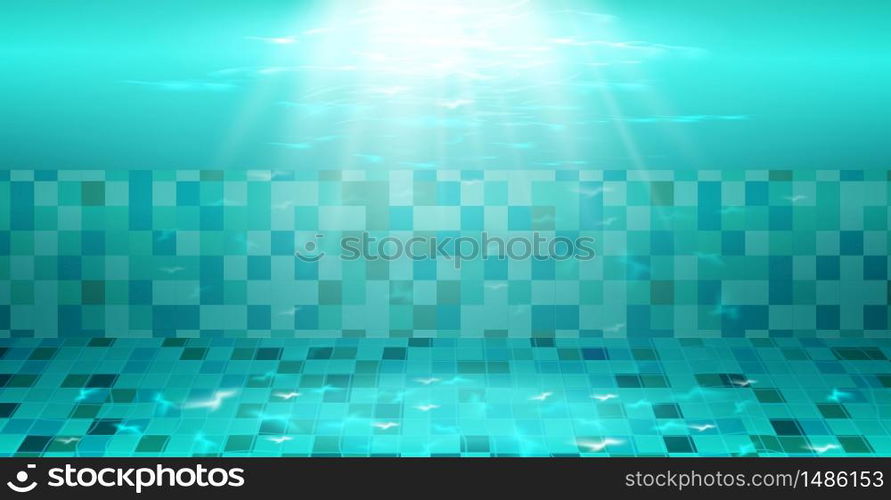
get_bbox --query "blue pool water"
[1,1,890,457]
[2,1,890,171]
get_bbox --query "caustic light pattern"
[0,337,889,457]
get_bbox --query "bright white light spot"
[324,0,552,81]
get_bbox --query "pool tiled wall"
[1,169,888,338]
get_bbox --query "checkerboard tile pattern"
[1,169,888,338]
[0,337,889,457]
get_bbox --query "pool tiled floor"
[1,337,889,457]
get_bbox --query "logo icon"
[294,234,325,262]
[7,464,37,493]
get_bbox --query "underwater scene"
[1,0,890,457]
